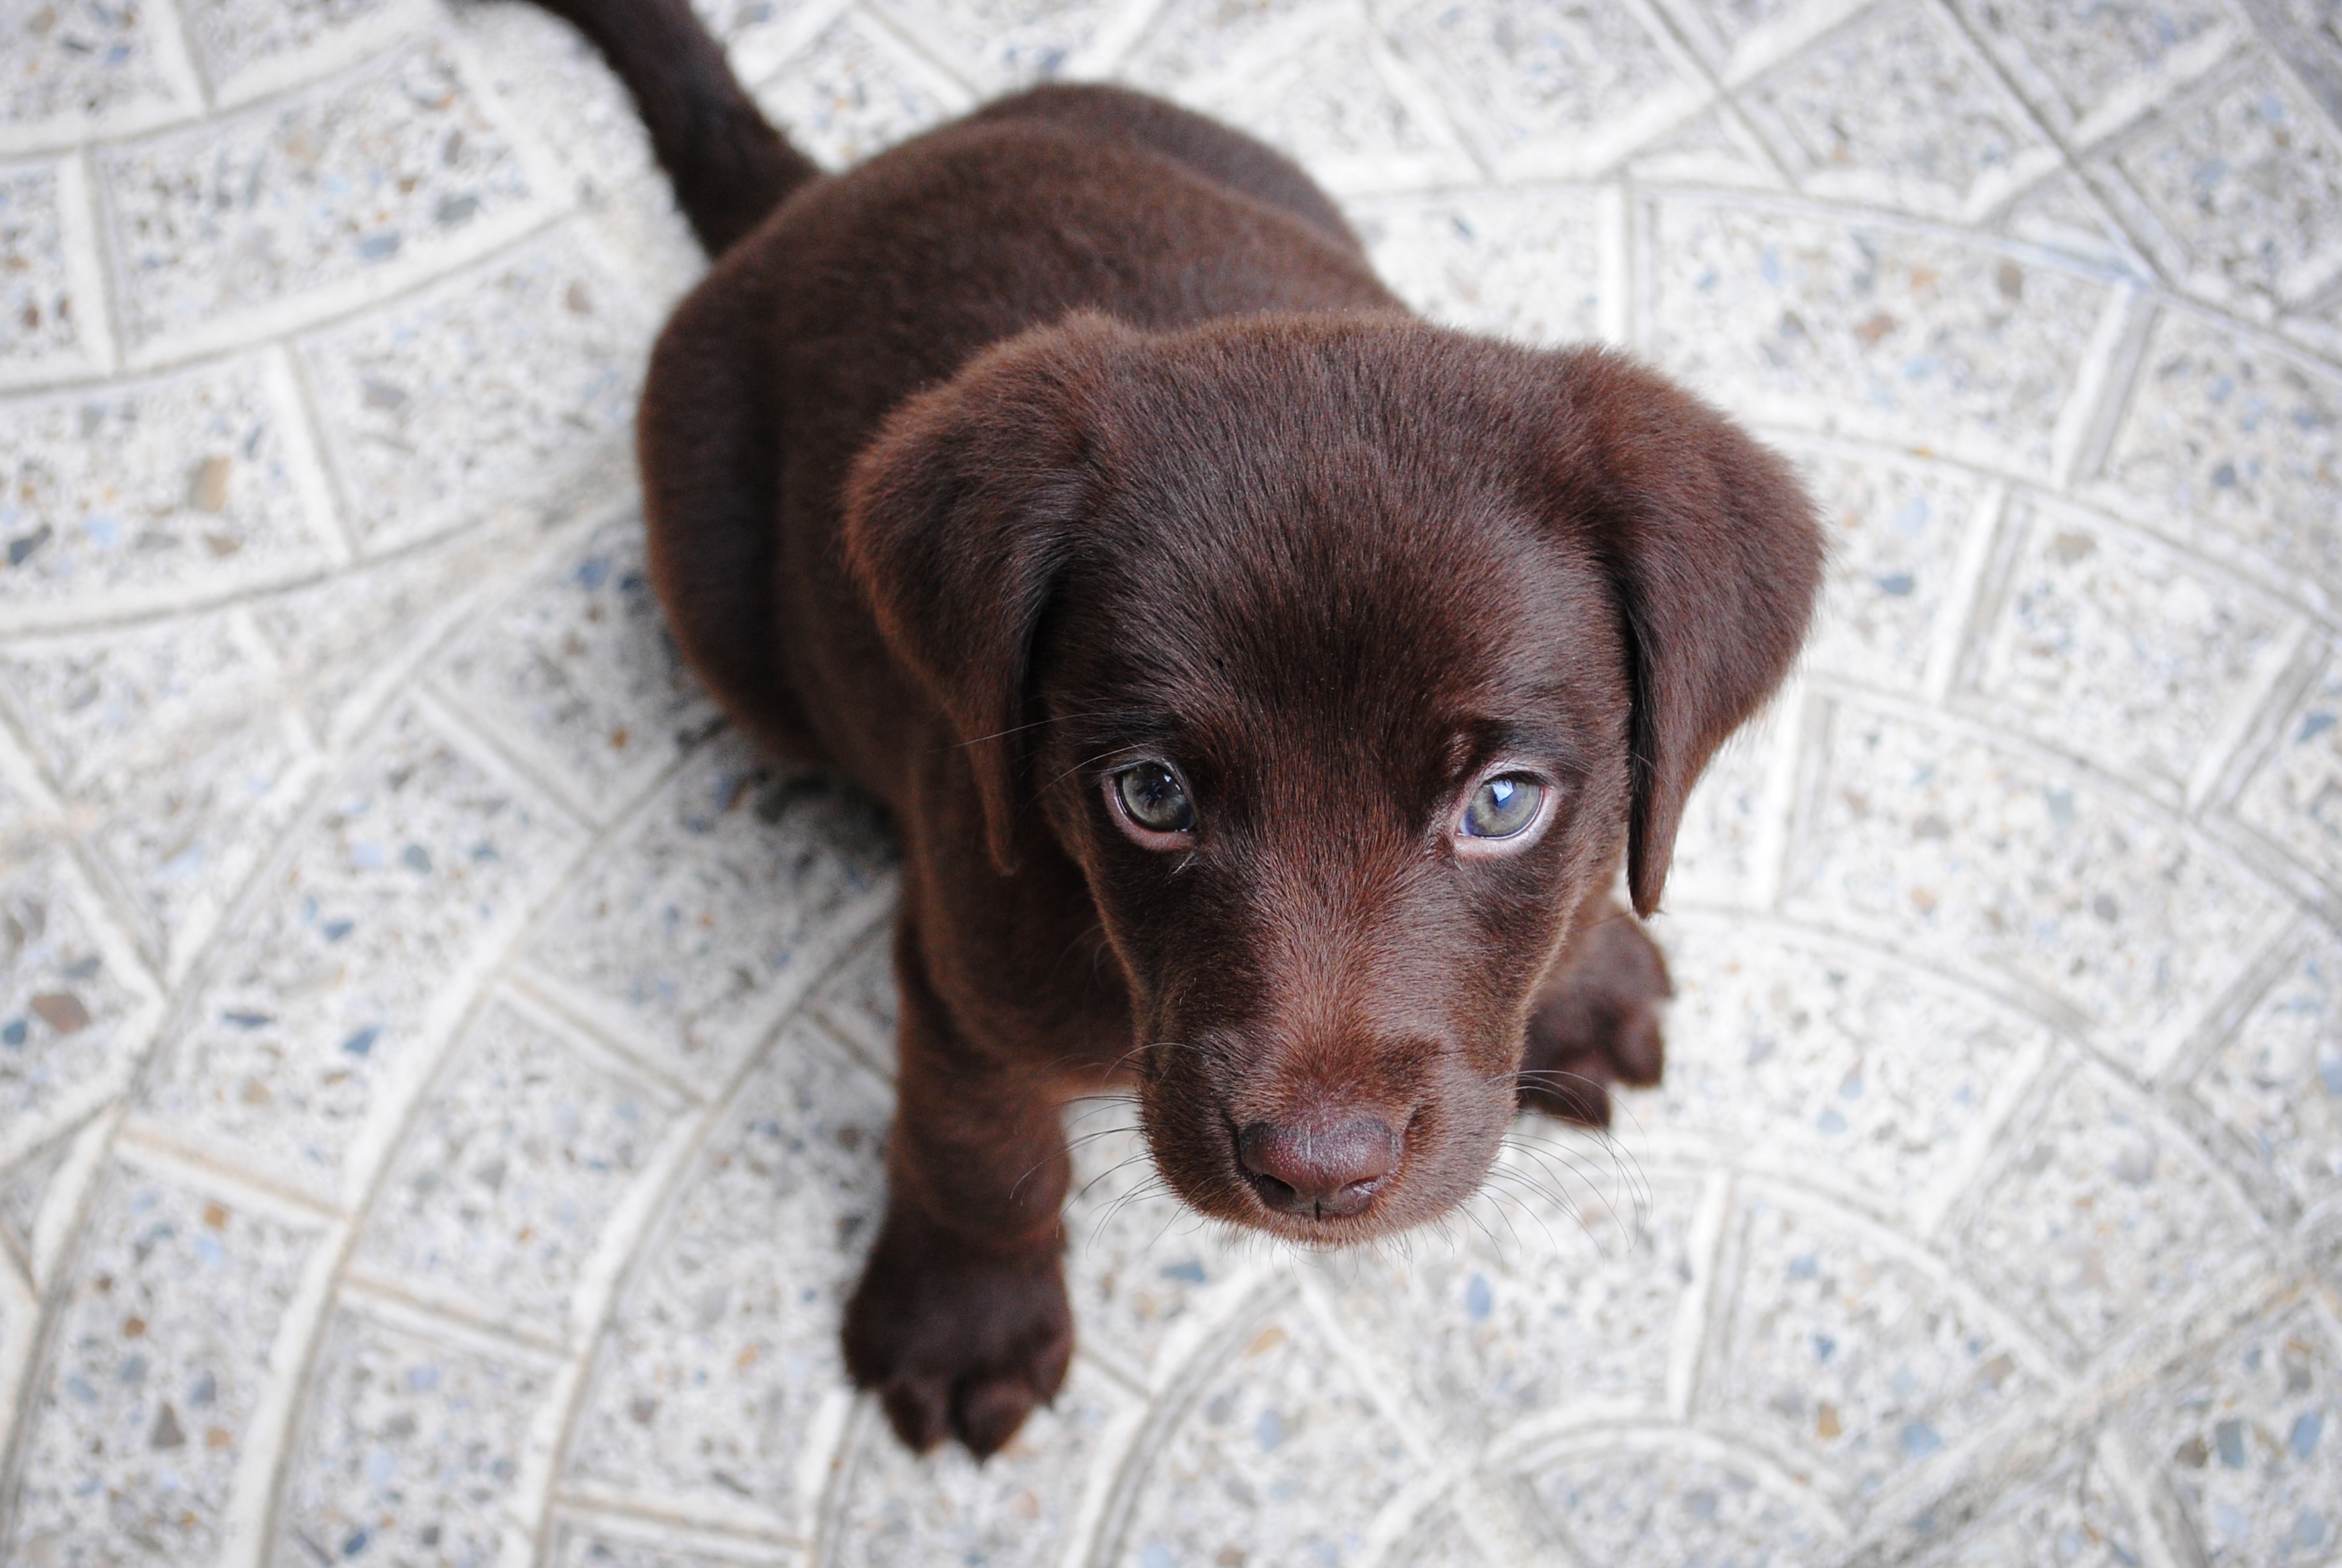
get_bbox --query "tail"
[531,0,820,254]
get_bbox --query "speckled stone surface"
[3,1,2341,1565]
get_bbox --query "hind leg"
[1517,898,1670,1127]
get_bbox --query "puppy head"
[846,311,1821,1242]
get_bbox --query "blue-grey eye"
[1115,762,1194,834]
[1462,775,1544,838]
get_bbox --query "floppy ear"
[1530,347,1824,919]
[842,313,1138,875]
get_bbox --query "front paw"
[1518,903,1670,1127]
[841,1209,1073,1457]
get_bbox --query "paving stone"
[807,929,897,1079]
[2118,1300,2342,1567]
[1739,0,2059,221]
[0,1160,327,1568]
[747,8,974,172]
[0,1135,74,1275]
[866,0,1139,95]
[1964,498,2300,795]
[0,355,339,628]
[0,0,200,147]
[1996,168,2153,273]
[2094,308,2342,602]
[273,1300,559,1568]
[1380,1506,1506,1568]
[1661,691,1787,911]
[1790,443,1987,692]
[296,226,652,555]
[1111,1300,1417,1568]
[547,1515,803,1568]
[1119,0,1325,91]
[349,992,690,1344]
[1707,1192,2054,1509]
[1384,0,1705,180]
[1908,1435,2156,1568]
[1946,0,2241,143]
[0,848,161,1170]
[1644,196,2109,477]
[457,0,661,200]
[693,0,860,87]
[430,507,720,822]
[0,156,109,388]
[1351,187,1604,347]
[1785,700,2286,1055]
[177,0,430,105]
[98,38,549,358]
[2188,926,2342,1217]
[521,737,895,1080]
[139,703,585,1202]
[2231,646,2342,889]
[1524,1430,1844,1566]
[561,1017,889,1534]
[2111,56,2342,311]
[1952,1058,2266,1361]
[1655,921,2048,1224]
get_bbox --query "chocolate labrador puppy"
[530,0,1823,1457]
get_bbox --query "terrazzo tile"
[1789,443,1986,691]
[1784,699,2287,1055]
[0,1134,74,1272]
[0,355,339,628]
[0,156,109,387]
[0,0,200,148]
[1909,1436,2155,1568]
[1654,921,2048,1221]
[1660,691,1787,911]
[1946,0,2240,142]
[0,848,161,1170]
[746,8,974,172]
[2119,1302,2342,1567]
[1380,1506,1506,1568]
[1117,0,1324,91]
[1996,168,2152,273]
[547,1515,802,1568]
[1617,103,1787,189]
[138,703,585,1201]
[2231,647,2342,888]
[560,1018,889,1534]
[2093,308,2342,602]
[1739,0,2059,221]
[693,0,861,87]
[866,0,1141,94]
[1524,1431,1844,1566]
[430,507,719,822]
[177,0,427,104]
[1707,1193,2053,1508]
[455,0,661,200]
[349,992,689,1343]
[2188,927,2342,1216]
[98,38,549,357]
[1110,1302,1417,1568]
[520,736,895,1079]
[0,1162,327,1568]
[1953,1059,2267,1360]
[1963,498,2300,795]
[1351,186,1603,347]
[806,929,897,1079]
[1644,196,2109,476]
[296,226,652,554]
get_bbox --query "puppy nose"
[1237,1115,1400,1219]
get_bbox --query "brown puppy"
[530,0,1824,1459]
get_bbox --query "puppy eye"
[1459,775,1545,840]
[1111,761,1196,840]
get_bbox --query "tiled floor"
[2,0,2340,1563]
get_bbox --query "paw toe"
[880,1374,954,1455]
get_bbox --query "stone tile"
[1111,1301,1417,1568]
[0,1161,327,1568]
[1946,0,2240,143]
[0,355,339,629]
[521,736,895,1080]
[98,38,549,359]
[1,1135,74,1274]
[1619,103,1787,190]
[826,1359,1134,1567]
[1785,700,2286,1055]
[694,0,860,86]
[1708,1193,2053,1506]
[1351,187,1603,347]
[2093,309,2342,604]
[349,993,689,1343]
[1662,689,1787,911]
[1964,500,2299,795]
[867,0,1137,95]
[274,1299,559,1567]
[2110,58,2342,309]
[1909,1436,2155,1568]
[561,1018,889,1534]
[0,1,199,148]
[1119,0,1324,92]
[455,0,661,201]
[139,704,584,1202]
[1788,443,1986,692]
[2119,1302,2342,1567]
[807,931,898,1079]
[747,9,975,172]
[1654,921,2048,1223]
[1996,168,2153,274]
[1953,1059,2266,1359]
[429,507,720,822]
[1381,1506,1505,1568]
[2232,649,2342,887]
[1525,1431,1844,1565]
[178,0,430,105]
[0,156,111,388]
[1644,196,2108,476]
[2188,928,2342,1215]
[0,848,161,1170]
[547,1514,802,1568]
[1739,0,2060,221]
[1325,1169,1696,1429]
[1384,0,1706,180]
[296,226,653,554]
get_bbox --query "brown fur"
[528,0,1824,1458]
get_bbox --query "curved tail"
[531,0,820,254]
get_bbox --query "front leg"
[842,913,1074,1457]
[1516,897,1671,1127]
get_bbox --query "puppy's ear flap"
[843,313,1136,875]
[1532,347,1824,919]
